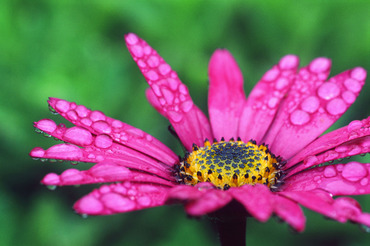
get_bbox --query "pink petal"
[74,182,169,215]
[288,136,370,177]
[283,162,370,196]
[263,62,366,159]
[41,161,175,187]
[30,143,174,181]
[286,116,370,171]
[166,183,231,216]
[273,194,306,232]
[238,55,299,143]
[230,184,273,222]
[208,50,246,140]
[47,97,178,165]
[332,197,370,227]
[125,33,212,150]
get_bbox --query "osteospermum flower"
[31,33,370,243]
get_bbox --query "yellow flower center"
[176,138,285,190]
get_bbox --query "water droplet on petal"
[168,111,183,123]
[30,147,45,158]
[55,100,70,113]
[131,45,143,58]
[42,173,60,185]
[81,118,92,127]
[360,224,370,233]
[46,185,57,191]
[48,104,59,115]
[63,127,93,146]
[101,193,136,212]
[66,110,78,121]
[290,110,310,126]
[92,121,112,134]
[45,144,83,159]
[125,33,139,45]
[317,82,340,100]
[301,96,320,113]
[137,196,151,207]
[161,88,174,104]
[267,97,279,108]
[145,70,159,81]
[77,196,104,214]
[60,169,84,183]
[344,78,362,93]
[324,166,337,178]
[263,68,279,82]
[94,135,113,149]
[360,178,368,186]
[181,101,193,112]
[347,120,363,132]
[342,91,356,104]
[90,111,106,122]
[76,105,89,117]
[275,77,289,90]
[36,119,57,133]
[159,64,171,76]
[147,55,159,68]
[326,98,346,116]
[309,57,331,73]
[350,67,367,81]
[279,55,299,70]
[341,162,368,182]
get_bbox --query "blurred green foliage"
[1,0,370,245]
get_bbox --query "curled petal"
[125,33,212,150]
[283,162,370,196]
[239,55,299,143]
[208,50,246,140]
[74,182,169,215]
[264,62,366,159]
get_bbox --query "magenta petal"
[208,50,246,140]
[273,194,306,232]
[41,161,175,187]
[332,197,370,227]
[264,63,366,159]
[286,116,370,171]
[238,55,299,143]
[230,184,273,222]
[74,182,168,215]
[185,189,232,216]
[283,162,370,196]
[288,136,370,177]
[125,33,212,150]
[47,98,178,166]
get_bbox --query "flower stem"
[209,201,247,246]
[214,215,246,246]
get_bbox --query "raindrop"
[81,214,89,219]
[46,185,57,191]
[326,98,346,116]
[48,104,59,115]
[70,161,79,165]
[360,224,370,233]
[317,82,340,100]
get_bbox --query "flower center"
[176,138,285,190]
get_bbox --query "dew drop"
[279,55,299,70]
[323,166,337,178]
[131,45,143,58]
[55,100,70,113]
[262,68,279,82]
[66,110,78,121]
[326,98,346,116]
[161,88,174,104]
[125,33,138,45]
[342,91,356,104]
[36,119,57,133]
[76,105,89,117]
[341,162,368,182]
[347,120,363,132]
[45,144,83,159]
[137,196,151,207]
[147,55,159,68]
[145,70,159,81]
[48,104,59,115]
[101,193,136,212]
[179,84,189,95]
[309,57,331,73]
[181,101,193,112]
[168,111,183,123]
[47,185,57,191]
[267,97,279,108]
[63,126,93,146]
[94,134,113,149]
[301,96,320,113]
[159,64,171,76]
[344,78,362,93]
[317,82,340,100]
[290,110,310,126]
[81,214,89,219]
[350,67,367,81]
[90,111,106,122]
[360,178,368,186]
[92,121,112,134]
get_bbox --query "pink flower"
[30,33,370,232]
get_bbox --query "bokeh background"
[1,0,370,245]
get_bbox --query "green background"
[1,0,370,245]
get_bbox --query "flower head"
[30,33,370,232]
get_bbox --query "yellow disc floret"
[176,138,285,190]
